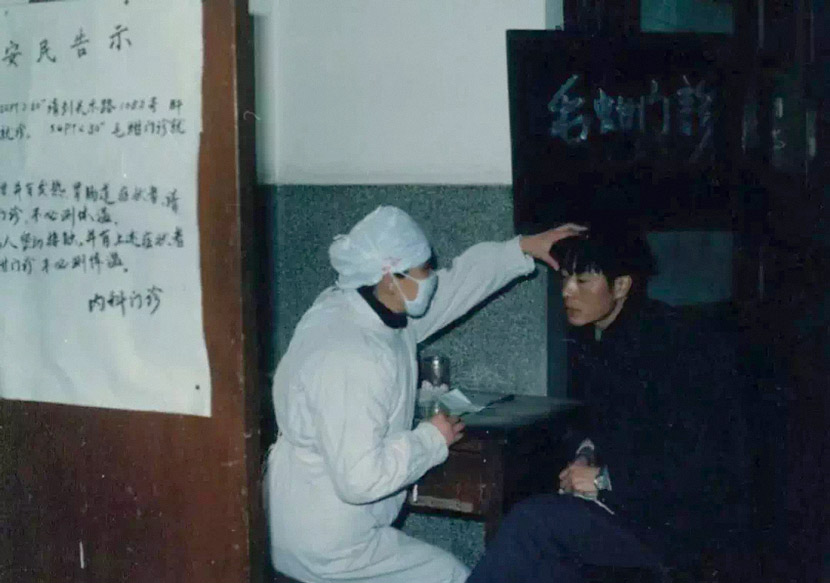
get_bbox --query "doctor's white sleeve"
[411,237,536,342]
[311,350,448,505]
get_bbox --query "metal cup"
[419,355,450,387]
[417,398,443,420]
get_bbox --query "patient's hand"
[558,463,600,496]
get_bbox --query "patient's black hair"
[552,225,657,296]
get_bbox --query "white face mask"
[393,271,438,317]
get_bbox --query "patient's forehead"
[561,267,604,278]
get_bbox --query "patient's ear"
[612,275,632,300]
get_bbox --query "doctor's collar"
[358,285,407,329]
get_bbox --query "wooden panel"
[408,439,498,517]
[0,2,261,582]
[407,412,579,541]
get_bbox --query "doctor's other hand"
[520,223,587,270]
[429,412,465,446]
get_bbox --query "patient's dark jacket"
[565,297,750,564]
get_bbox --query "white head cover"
[329,206,432,289]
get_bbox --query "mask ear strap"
[381,265,395,289]
[389,272,406,298]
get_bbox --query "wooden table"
[406,392,584,541]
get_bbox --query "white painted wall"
[254,1,551,184]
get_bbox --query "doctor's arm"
[412,224,585,342]
[313,352,450,505]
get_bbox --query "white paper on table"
[0,0,210,416]
[437,389,486,417]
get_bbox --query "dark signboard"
[507,31,746,231]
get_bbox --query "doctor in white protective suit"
[265,205,584,583]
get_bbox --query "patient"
[468,226,750,583]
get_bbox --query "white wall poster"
[0,0,210,416]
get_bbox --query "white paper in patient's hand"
[437,389,485,416]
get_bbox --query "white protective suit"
[265,237,535,583]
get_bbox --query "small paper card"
[437,389,485,417]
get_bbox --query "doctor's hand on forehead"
[519,223,587,271]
